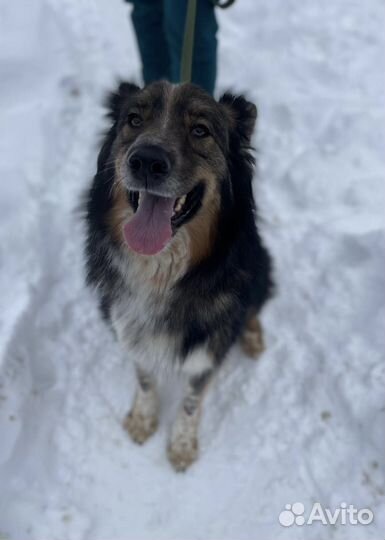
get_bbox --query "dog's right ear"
[105,82,140,121]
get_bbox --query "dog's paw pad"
[167,438,198,472]
[123,411,158,445]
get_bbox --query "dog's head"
[105,81,257,262]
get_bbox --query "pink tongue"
[123,192,175,255]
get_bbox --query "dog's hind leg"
[168,364,213,472]
[240,311,265,359]
[124,366,159,444]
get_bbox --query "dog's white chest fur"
[110,232,191,372]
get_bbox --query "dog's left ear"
[219,93,257,144]
[106,81,140,121]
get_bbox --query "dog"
[84,81,273,471]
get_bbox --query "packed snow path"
[0,0,384,539]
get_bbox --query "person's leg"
[130,0,171,84]
[164,0,218,95]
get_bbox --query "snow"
[0,0,384,538]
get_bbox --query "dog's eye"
[128,113,143,128]
[191,124,210,138]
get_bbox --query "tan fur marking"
[241,316,265,358]
[185,169,220,266]
[107,147,134,246]
[108,186,132,246]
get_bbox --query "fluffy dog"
[84,81,273,471]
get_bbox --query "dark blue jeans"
[130,0,218,94]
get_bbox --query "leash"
[180,0,236,84]
[180,0,197,84]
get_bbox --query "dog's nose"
[128,145,171,182]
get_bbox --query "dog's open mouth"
[123,183,204,255]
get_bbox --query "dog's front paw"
[123,410,158,445]
[167,436,199,472]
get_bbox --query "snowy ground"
[0,0,384,539]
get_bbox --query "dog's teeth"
[174,201,182,213]
[174,195,186,215]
